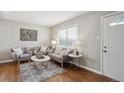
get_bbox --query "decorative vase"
[76,51,79,55]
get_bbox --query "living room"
[1,11,124,82]
[1,0,124,93]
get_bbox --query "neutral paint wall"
[51,11,114,72]
[0,20,51,61]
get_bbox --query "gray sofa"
[49,47,73,68]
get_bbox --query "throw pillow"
[25,48,33,56]
[12,48,23,56]
[64,48,71,55]
[21,47,27,54]
[60,49,66,56]
[33,47,41,55]
[40,46,47,54]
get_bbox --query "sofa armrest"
[60,55,69,62]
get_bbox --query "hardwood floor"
[44,63,115,82]
[0,62,20,82]
[0,62,115,82]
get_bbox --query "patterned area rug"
[20,61,63,82]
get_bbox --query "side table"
[68,54,82,71]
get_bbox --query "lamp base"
[76,51,79,55]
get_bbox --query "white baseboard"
[0,59,14,63]
[69,61,102,75]
[80,65,102,75]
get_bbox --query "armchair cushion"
[19,54,31,59]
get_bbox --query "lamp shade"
[51,40,56,45]
[73,40,80,46]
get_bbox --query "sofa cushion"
[54,47,63,55]
[25,48,33,56]
[21,47,27,54]
[19,54,30,59]
[52,53,62,62]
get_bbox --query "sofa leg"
[28,59,30,62]
[60,63,63,72]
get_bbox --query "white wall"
[0,20,51,61]
[52,11,114,72]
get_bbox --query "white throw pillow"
[40,47,47,53]
[64,48,71,55]
[13,48,23,56]
[60,49,66,56]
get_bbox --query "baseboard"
[0,59,14,63]
[69,62,102,75]
[80,65,102,75]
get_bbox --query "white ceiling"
[0,11,89,27]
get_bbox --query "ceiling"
[0,11,89,27]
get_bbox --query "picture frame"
[20,28,37,41]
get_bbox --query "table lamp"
[51,40,57,49]
[73,39,80,55]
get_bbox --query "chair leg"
[61,63,63,68]
[17,61,20,65]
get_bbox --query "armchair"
[11,48,31,64]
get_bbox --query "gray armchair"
[11,48,31,64]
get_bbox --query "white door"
[103,12,124,81]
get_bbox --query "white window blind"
[57,24,78,47]
[58,29,67,47]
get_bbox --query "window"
[58,29,67,47]
[57,24,78,47]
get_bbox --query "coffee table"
[31,55,50,70]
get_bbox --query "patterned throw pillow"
[33,47,41,55]
[40,46,47,54]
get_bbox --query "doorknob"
[103,50,107,53]
[104,46,107,48]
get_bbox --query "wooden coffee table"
[31,55,50,70]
